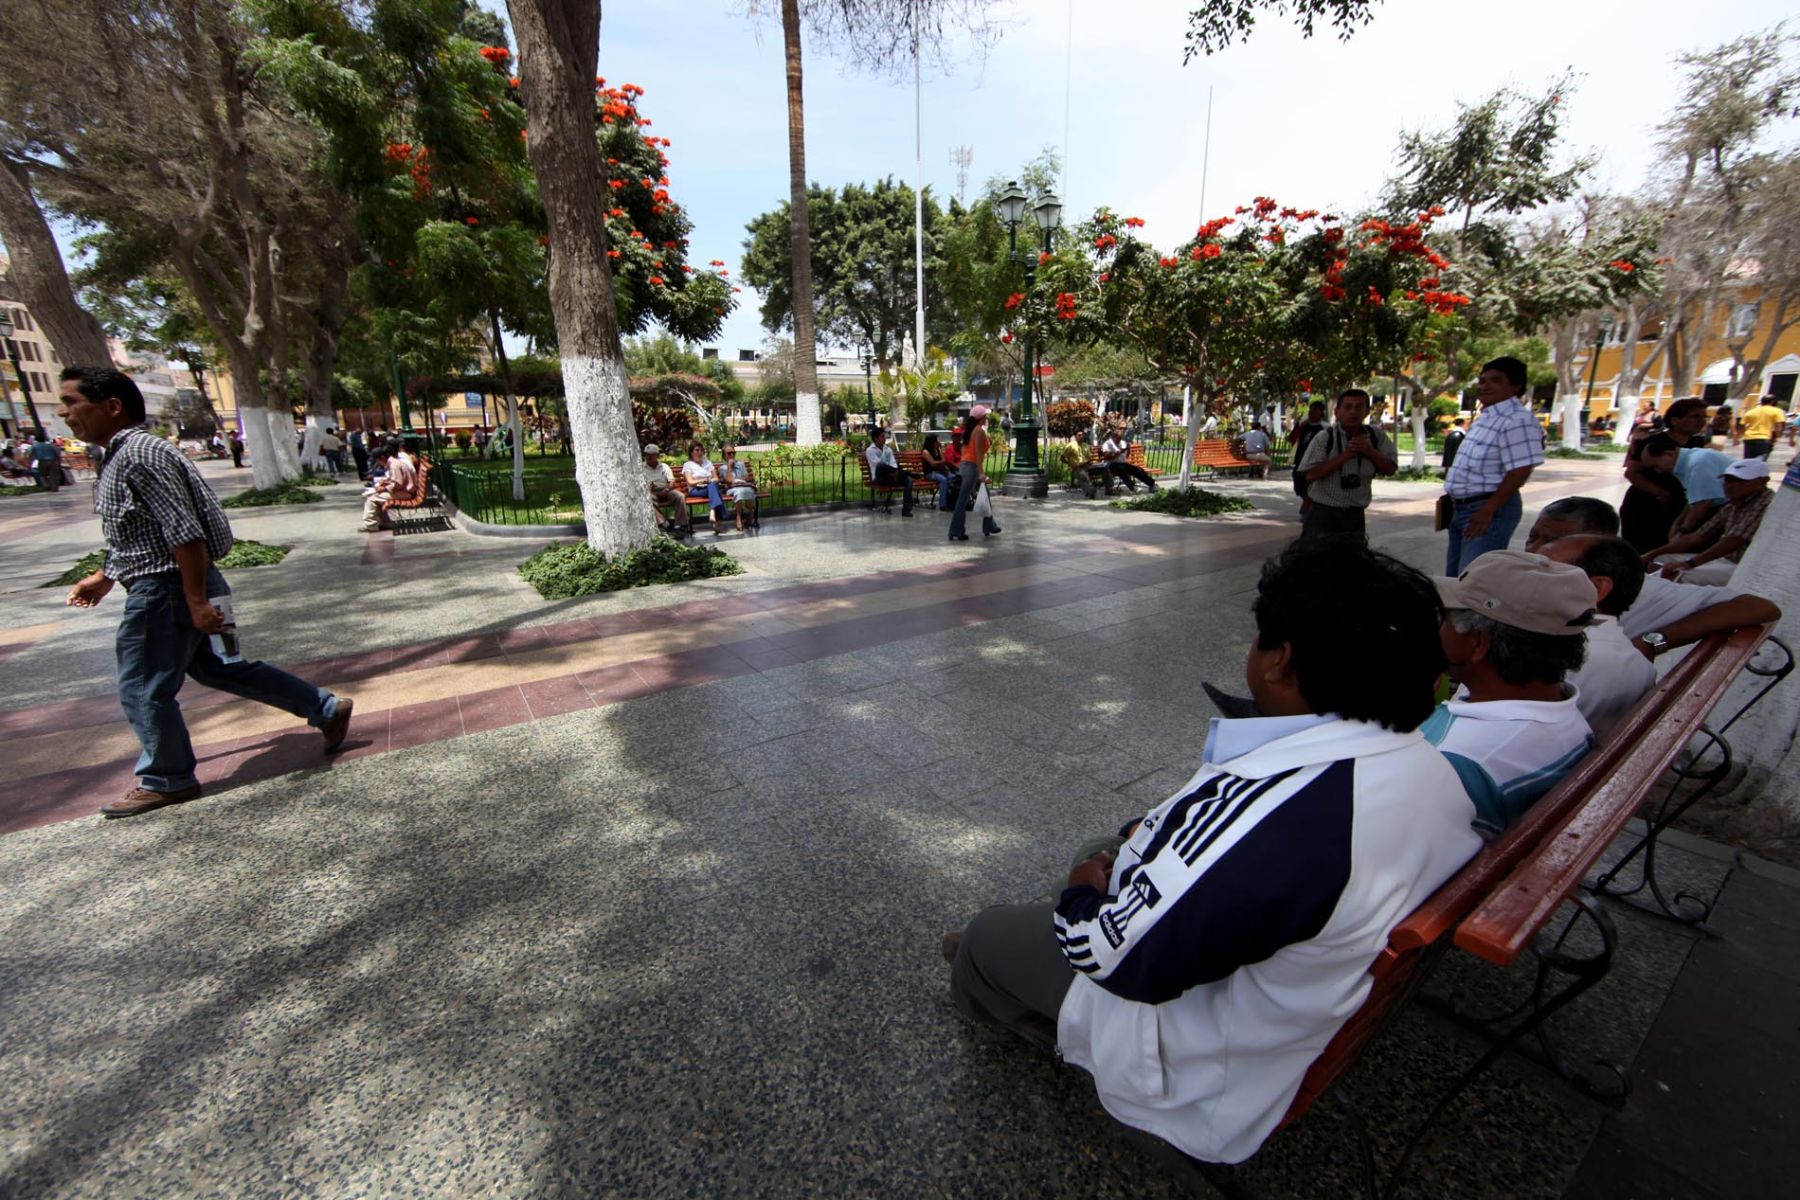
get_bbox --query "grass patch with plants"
[44,539,290,587]
[0,485,41,499]
[1544,447,1608,460]
[295,473,339,487]
[1391,466,1445,483]
[518,536,744,600]
[219,480,325,508]
[1109,486,1255,519]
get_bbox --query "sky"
[543,0,1789,362]
[48,0,1792,367]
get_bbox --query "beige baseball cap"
[1435,550,1597,637]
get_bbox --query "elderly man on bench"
[943,539,1481,1165]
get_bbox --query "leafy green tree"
[741,178,948,372]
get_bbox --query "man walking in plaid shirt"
[57,368,354,818]
[1442,357,1545,574]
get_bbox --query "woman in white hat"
[947,406,1002,541]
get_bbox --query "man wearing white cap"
[643,444,692,535]
[1639,457,1773,586]
[1426,550,1597,830]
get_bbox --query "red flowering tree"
[368,45,731,500]
[1054,199,1457,486]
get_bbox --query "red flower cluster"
[1094,233,1117,251]
[464,216,480,227]
[1123,216,1145,228]
[383,142,414,162]
[1055,293,1078,320]
[509,76,521,88]
[1192,243,1222,260]
[1038,252,1054,265]
[1159,256,1180,268]
[1418,290,1472,313]
[1003,292,1024,311]
[1196,216,1234,239]
[1000,332,1014,344]
[647,276,665,286]
[1320,285,1346,302]
[1608,260,1636,273]
[710,259,725,267]
[1366,286,1382,305]
[478,46,511,65]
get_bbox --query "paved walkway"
[0,456,1792,1198]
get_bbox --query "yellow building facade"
[1573,285,1800,420]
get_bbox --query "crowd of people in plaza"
[945,352,1788,1165]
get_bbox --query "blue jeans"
[687,482,724,522]
[1445,493,1522,574]
[924,469,953,508]
[947,460,999,538]
[116,570,337,792]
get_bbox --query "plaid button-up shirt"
[1694,487,1773,562]
[94,426,235,584]
[1444,397,1544,499]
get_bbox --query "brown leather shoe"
[102,784,202,818]
[321,697,355,753]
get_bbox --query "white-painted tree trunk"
[266,408,302,478]
[301,411,331,473]
[1612,383,1642,445]
[236,402,286,490]
[794,391,822,444]
[565,356,657,556]
[1407,386,1428,470]
[1178,385,1201,492]
[1559,389,1584,451]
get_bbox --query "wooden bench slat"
[1455,625,1768,965]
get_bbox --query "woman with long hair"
[919,433,953,510]
[947,407,1001,541]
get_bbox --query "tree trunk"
[1177,383,1200,491]
[225,342,285,490]
[0,158,114,368]
[781,0,823,445]
[509,0,656,557]
[1406,386,1428,471]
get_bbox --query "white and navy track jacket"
[1053,715,1481,1164]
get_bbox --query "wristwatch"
[1638,631,1668,657]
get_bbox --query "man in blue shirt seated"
[1426,550,1597,830]
[942,539,1482,1165]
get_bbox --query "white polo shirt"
[1618,574,1745,641]
[1569,616,1656,741]
[1420,689,1593,831]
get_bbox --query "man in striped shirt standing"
[1442,356,1544,574]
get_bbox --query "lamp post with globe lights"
[995,180,1060,498]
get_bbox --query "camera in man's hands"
[1341,473,1362,489]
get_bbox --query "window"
[1726,303,1760,341]
[702,347,718,360]
[21,341,40,363]
[738,349,758,362]
[465,392,483,407]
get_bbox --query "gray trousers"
[950,835,1124,1028]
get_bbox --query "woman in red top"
[947,406,1002,541]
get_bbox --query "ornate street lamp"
[0,310,46,438]
[993,182,1060,498]
[859,346,876,431]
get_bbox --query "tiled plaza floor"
[0,455,1794,1198]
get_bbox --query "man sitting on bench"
[1518,495,1783,664]
[943,539,1481,1165]
[357,441,417,533]
[864,426,915,516]
[643,444,692,537]
[1099,425,1157,492]
[1426,551,1596,831]
[1537,535,1655,739]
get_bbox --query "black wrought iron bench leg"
[1416,893,1626,1111]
